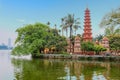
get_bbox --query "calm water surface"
[0,50,120,80]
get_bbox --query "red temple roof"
[102,37,109,41]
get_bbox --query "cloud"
[16,19,25,23]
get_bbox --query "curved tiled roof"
[75,36,80,40]
[102,37,109,41]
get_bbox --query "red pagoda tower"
[83,8,92,42]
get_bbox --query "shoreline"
[32,54,120,62]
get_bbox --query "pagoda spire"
[86,4,88,9]
[83,7,93,42]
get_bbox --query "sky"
[0,0,120,46]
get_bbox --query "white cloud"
[16,19,25,23]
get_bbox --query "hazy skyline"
[0,0,120,46]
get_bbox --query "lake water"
[0,50,120,80]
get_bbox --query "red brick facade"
[83,8,92,42]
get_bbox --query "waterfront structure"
[66,8,110,54]
[101,37,109,51]
[67,39,74,53]
[83,8,92,42]
[67,7,93,54]
[74,36,81,53]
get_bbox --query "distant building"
[8,38,11,49]
[0,43,8,50]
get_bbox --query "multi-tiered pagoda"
[83,8,92,42]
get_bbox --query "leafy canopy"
[81,41,107,55]
[100,8,120,36]
[81,42,94,51]
[109,35,120,51]
[12,23,67,55]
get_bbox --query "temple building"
[95,39,99,45]
[67,39,74,53]
[101,37,109,51]
[67,7,93,54]
[74,36,81,53]
[67,7,110,54]
[83,8,92,42]
[67,36,81,54]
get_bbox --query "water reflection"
[0,51,119,80]
[0,50,14,80]
[11,58,120,80]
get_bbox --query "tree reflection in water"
[12,59,120,80]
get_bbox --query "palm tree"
[61,18,64,36]
[105,26,120,36]
[47,21,50,26]
[53,24,61,35]
[100,7,120,36]
[60,18,68,37]
[62,14,80,53]
[54,24,57,29]
[73,25,81,35]
[64,14,80,38]
[93,34,103,42]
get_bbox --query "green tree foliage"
[81,42,94,51]
[60,18,68,37]
[93,34,103,42]
[12,23,67,55]
[100,8,120,36]
[61,14,80,37]
[46,21,50,26]
[104,26,120,36]
[94,45,107,55]
[81,42,107,54]
[109,35,120,53]
[61,14,80,53]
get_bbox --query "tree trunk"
[66,28,68,38]
[70,25,72,53]
[62,28,64,36]
[75,30,76,35]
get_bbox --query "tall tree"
[100,7,120,36]
[64,14,80,38]
[73,25,81,35]
[61,14,80,53]
[109,35,120,55]
[60,18,64,36]
[93,34,103,42]
[105,26,120,36]
[12,23,67,56]
[60,18,68,37]
[47,21,50,26]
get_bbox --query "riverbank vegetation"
[99,7,120,55]
[12,7,120,57]
[12,23,67,56]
